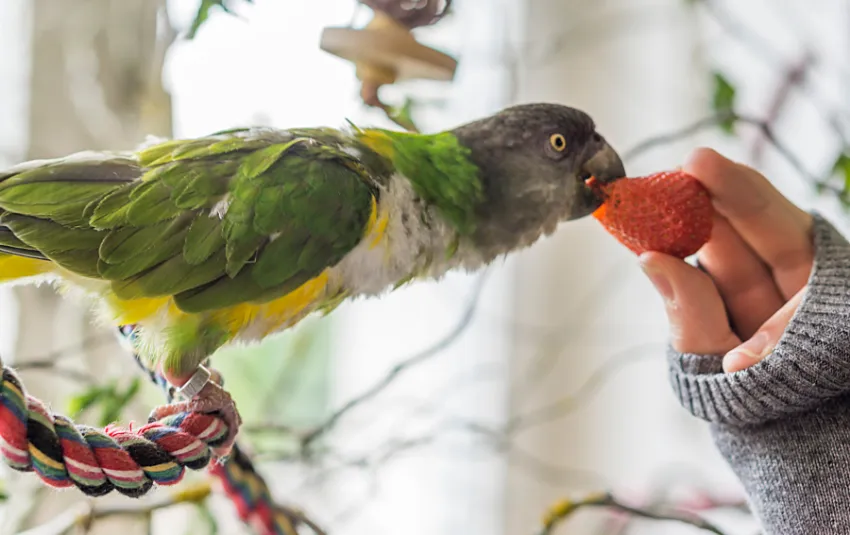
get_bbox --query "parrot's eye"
[549,133,567,152]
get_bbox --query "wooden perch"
[319,9,457,110]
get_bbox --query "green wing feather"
[0,128,384,314]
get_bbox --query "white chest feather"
[329,174,486,298]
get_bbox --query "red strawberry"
[589,170,713,258]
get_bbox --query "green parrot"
[0,103,625,453]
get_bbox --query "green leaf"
[386,97,420,133]
[186,0,254,40]
[98,378,142,427]
[711,71,737,134]
[66,379,142,426]
[194,503,219,535]
[66,385,111,416]
[831,152,850,206]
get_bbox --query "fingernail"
[725,332,772,363]
[640,260,674,303]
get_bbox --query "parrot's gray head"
[451,103,626,255]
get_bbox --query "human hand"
[639,148,814,373]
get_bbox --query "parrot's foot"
[150,367,242,460]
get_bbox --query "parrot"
[0,103,625,454]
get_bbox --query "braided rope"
[0,358,230,498]
[209,446,303,535]
[118,325,308,535]
[0,324,310,534]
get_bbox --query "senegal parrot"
[0,103,625,454]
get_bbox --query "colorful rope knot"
[0,359,230,498]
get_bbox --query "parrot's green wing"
[0,129,381,313]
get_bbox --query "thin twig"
[299,270,489,450]
[506,342,661,433]
[290,509,330,535]
[698,0,850,146]
[697,0,783,65]
[15,483,212,535]
[624,111,831,189]
[751,52,815,163]
[538,492,727,535]
[622,113,734,162]
[12,361,98,384]
[11,334,113,365]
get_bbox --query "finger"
[722,286,806,373]
[640,251,741,355]
[697,214,785,339]
[684,148,813,298]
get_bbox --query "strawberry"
[589,170,713,258]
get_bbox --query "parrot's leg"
[146,316,243,459]
[149,369,242,459]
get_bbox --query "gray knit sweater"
[668,213,850,534]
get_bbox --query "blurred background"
[0,0,848,534]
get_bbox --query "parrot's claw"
[149,377,242,460]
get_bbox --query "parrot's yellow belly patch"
[0,256,51,282]
[105,270,331,339]
[213,269,330,337]
[108,295,175,325]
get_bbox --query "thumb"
[639,252,741,355]
[722,286,805,373]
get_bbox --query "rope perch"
[118,324,317,535]
[0,358,230,498]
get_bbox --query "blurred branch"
[696,0,783,65]
[297,270,489,452]
[598,488,749,535]
[624,111,831,191]
[506,342,660,434]
[751,52,815,163]
[11,361,97,384]
[15,483,212,535]
[7,334,116,385]
[186,0,254,39]
[13,334,113,364]
[538,492,727,535]
[273,345,663,490]
[697,0,850,144]
[292,509,330,535]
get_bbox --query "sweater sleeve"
[667,213,850,534]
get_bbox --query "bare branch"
[12,361,98,384]
[624,112,831,191]
[15,482,212,535]
[538,492,728,535]
[622,114,732,162]
[506,342,661,434]
[751,52,815,163]
[697,0,784,66]
[698,0,850,146]
[298,270,490,451]
[13,334,113,365]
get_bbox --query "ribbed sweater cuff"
[668,212,850,426]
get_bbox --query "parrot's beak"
[567,140,625,220]
[582,141,626,185]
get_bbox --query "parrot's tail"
[0,152,139,284]
[0,220,51,283]
[0,252,51,283]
